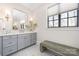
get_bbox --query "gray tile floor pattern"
[11,44,55,56]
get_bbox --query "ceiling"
[20,3,50,12]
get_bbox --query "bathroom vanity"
[0,32,37,56]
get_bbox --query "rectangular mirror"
[12,9,28,31]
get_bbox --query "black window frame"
[48,15,53,28]
[48,14,59,28]
[47,9,78,28]
[67,9,78,27]
[60,12,68,27]
[53,14,59,27]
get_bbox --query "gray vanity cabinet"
[0,32,37,56]
[24,34,31,47]
[18,33,37,50]
[18,34,25,50]
[0,36,2,56]
[30,33,37,45]
[18,33,32,50]
[24,33,37,47]
[2,35,18,56]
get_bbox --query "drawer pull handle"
[6,45,15,48]
[8,50,13,52]
[8,42,13,44]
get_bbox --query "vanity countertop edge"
[0,31,36,36]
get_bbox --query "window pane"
[61,12,67,18]
[68,10,77,17]
[49,21,53,27]
[48,16,53,21]
[69,17,77,26]
[54,20,58,27]
[74,10,77,16]
[54,15,58,20]
[61,19,67,26]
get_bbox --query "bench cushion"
[40,40,79,56]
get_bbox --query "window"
[61,12,67,18]
[60,9,77,27]
[61,19,67,27]
[48,9,78,28]
[48,16,53,27]
[48,14,59,28]
[68,17,77,26]
[68,10,77,26]
[47,3,78,28]
[53,15,59,27]
[68,10,77,17]
[61,12,68,27]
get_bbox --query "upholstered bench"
[40,40,79,56]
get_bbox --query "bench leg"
[40,44,47,52]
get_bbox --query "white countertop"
[0,31,36,36]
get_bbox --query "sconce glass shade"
[26,19,37,31]
[5,14,9,21]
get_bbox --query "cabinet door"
[3,44,17,56]
[30,33,37,45]
[0,36,2,56]
[18,35,25,50]
[2,35,17,56]
[3,35,17,48]
[24,34,31,47]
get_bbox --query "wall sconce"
[30,17,33,21]
[5,14,9,21]
[26,17,37,31]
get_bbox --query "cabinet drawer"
[10,35,17,39]
[3,39,17,48]
[3,38,17,44]
[3,44,17,56]
[18,34,26,37]
[18,34,30,39]
[3,36,17,42]
[3,42,17,48]
[3,35,17,40]
[3,36,17,45]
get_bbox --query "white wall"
[0,3,32,20]
[0,3,31,32]
[0,3,31,14]
[33,4,79,48]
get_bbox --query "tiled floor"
[11,44,54,56]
